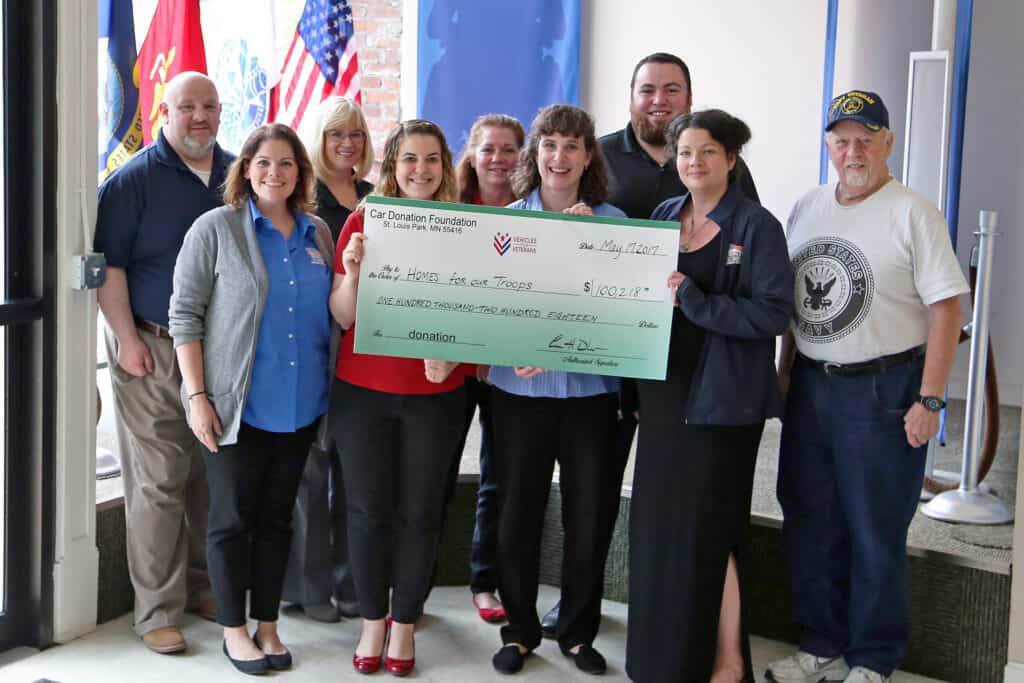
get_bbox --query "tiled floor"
[0,586,944,683]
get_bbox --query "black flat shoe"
[253,632,293,671]
[492,644,530,674]
[541,602,560,638]
[561,644,606,675]
[301,601,341,623]
[336,599,361,619]
[222,640,269,676]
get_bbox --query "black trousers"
[435,377,499,596]
[281,442,357,608]
[596,406,637,579]
[329,379,465,623]
[467,379,499,593]
[491,389,617,650]
[204,421,317,627]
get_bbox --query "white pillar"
[52,0,100,642]
[932,0,958,51]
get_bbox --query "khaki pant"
[105,324,210,636]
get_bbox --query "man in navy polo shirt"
[95,72,235,654]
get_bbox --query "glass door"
[0,0,51,652]
[0,9,6,623]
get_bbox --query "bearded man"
[600,52,759,219]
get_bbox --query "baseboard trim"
[1004,661,1024,683]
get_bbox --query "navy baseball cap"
[825,90,889,131]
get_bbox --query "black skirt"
[626,233,763,682]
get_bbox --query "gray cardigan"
[168,204,338,446]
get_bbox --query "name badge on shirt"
[306,247,327,266]
[726,243,743,266]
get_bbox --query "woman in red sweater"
[330,119,469,677]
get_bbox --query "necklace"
[680,213,713,252]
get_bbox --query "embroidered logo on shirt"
[306,247,326,266]
[726,244,743,265]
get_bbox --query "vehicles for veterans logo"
[492,232,537,256]
[493,232,511,255]
[791,236,874,343]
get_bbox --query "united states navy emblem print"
[791,237,874,343]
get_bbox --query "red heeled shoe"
[472,593,507,623]
[385,653,415,676]
[352,622,389,675]
[385,625,415,677]
[352,649,384,675]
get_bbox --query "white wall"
[580,0,828,226]
[832,0,935,183]
[949,0,1024,405]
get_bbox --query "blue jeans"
[777,355,927,676]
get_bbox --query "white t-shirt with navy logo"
[786,178,969,364]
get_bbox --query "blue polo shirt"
[94,129,235,326]
[241,199,332,433]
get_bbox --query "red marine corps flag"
[136,0,208,145]
[269,0,361,131]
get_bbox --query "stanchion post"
[922,210,1013,524]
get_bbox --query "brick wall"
[351,0,404,179]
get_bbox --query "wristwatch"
[919,395,946,412]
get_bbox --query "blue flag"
[417,0,581,150]
[98,0,142,182]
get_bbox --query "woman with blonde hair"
[281,96,375,623]
[332,119,470,677]
[299,95,375,241]
[169,123,335,675]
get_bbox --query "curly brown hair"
[373,119,457,202]
[455,114,525,204]
[511,104,609,205]
[223,123,316,214]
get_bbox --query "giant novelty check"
[353,196,678,380]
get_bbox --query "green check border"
[365,195,679,230]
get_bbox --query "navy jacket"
[651,183,794,425]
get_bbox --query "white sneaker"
[766,650,850,682]
[843,666,890,683]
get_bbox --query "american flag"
[269,0,361,130]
